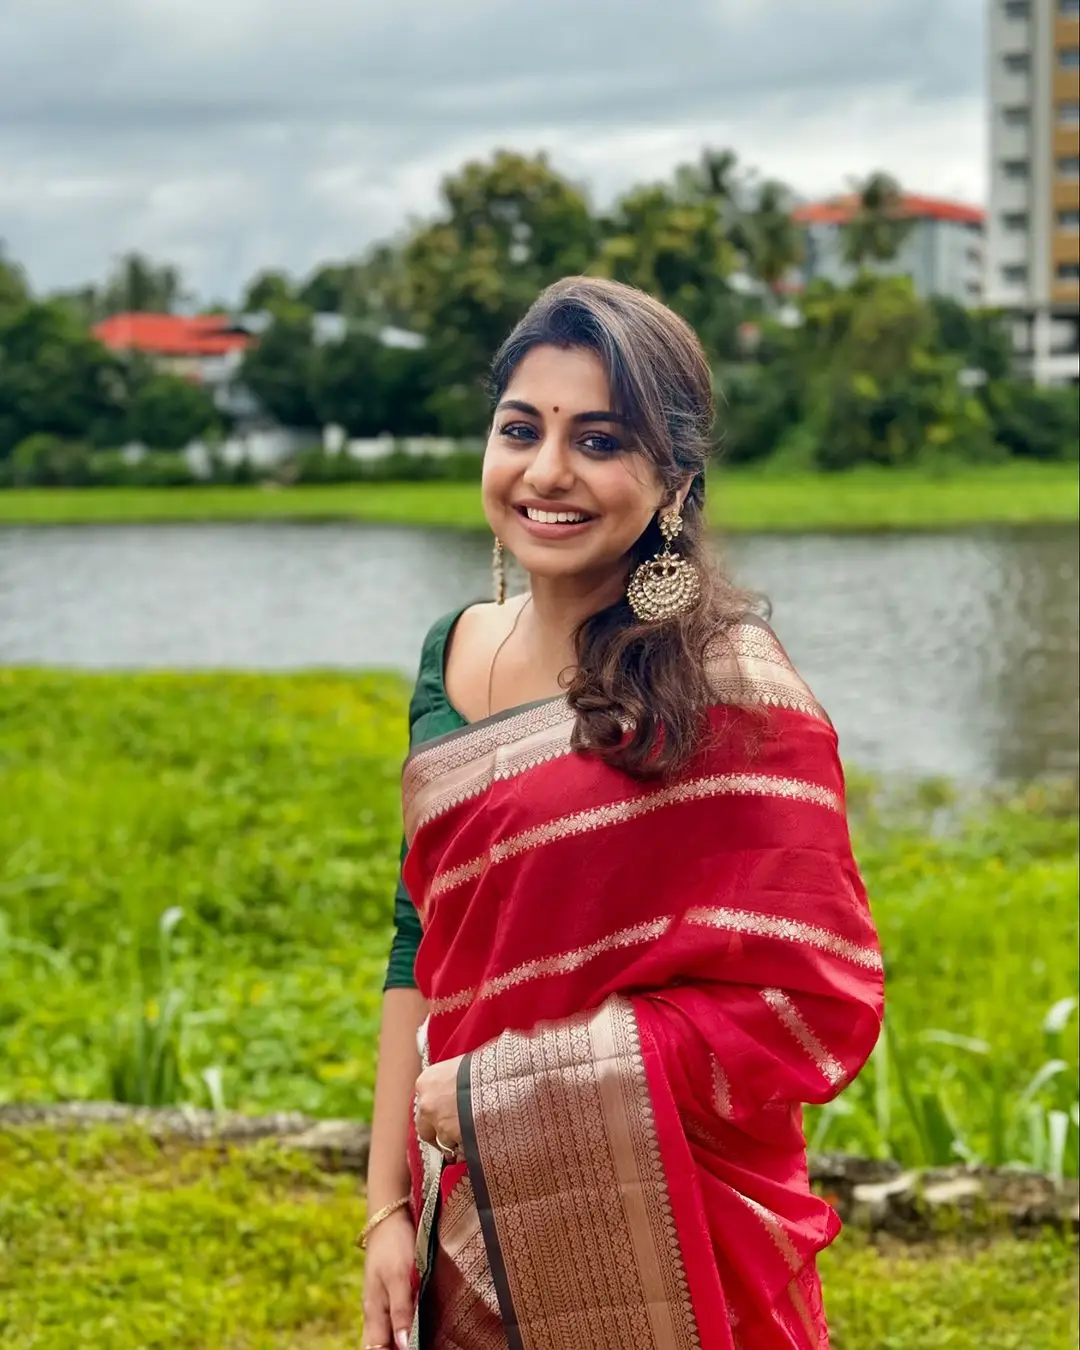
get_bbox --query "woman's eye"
[499,422,537,442]
[581,433,622,454]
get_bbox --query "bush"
[10,434,92,487]
[88,450,197,488]
[288,446,483,486]
[988,380,1080,461]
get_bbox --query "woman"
[361,277,883,1350]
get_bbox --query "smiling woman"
[362,278,883,1350]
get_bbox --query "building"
[93,313,258,418]
[985,0,1080,385]
[791,194,986,305]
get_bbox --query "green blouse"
[383,607,469,991]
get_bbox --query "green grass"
[0,669,1076,1174]
[0,462,1076,532]
[0,1126,1076,1350]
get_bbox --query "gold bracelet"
[356,1196,411,1250]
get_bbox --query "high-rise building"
[986,0,1080,385]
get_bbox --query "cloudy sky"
[0,0,986,303]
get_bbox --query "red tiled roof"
[93,313,253,357]
[792,193,985,227]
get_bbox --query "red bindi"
[552,405,559,413]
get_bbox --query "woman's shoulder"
[409,597,527,726]
[706,614,831,727]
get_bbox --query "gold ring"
[434,1133,460,1162]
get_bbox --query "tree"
[311,332,438,437]
[239,310,319,428]
[597,179,741,361]
[127,372,221,449]
[0,242,31,318]
[841,172,914,269]
[795,276,995,469]
[242,270,296,314]
[739,180,803,303]
[0,299,128,456]
[100,252,189,314]
[401,150,598,416]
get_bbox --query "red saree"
[401,618,883,1350]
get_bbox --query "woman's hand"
[362,1207,416,1350]
[414,1054,465,1157]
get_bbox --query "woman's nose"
[522,436,575,493]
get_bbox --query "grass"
[0,669,1076,1174]
[0,1126,1075,1350]
[0,462,1076,532]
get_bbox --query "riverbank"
[0,463,1076,532]
[1,1123,1075,1349]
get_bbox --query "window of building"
[1003,52,1030,73]
[1057,209,1080,230]
[1004,0,1030,15]
[1059,102,1080,124]
[1002,158,1030,178]
[1060,48,1080,69]
[1002,211,1030,230]
[1056,263,1080,280]
[1057,155,1080,177]
[1003,105,1030,126]
[1002,264,1029,285]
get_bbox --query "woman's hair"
[489,276,759,780]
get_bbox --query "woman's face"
[482,344,670,587]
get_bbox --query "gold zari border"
[403,619,829,841]
[466,997,701,1349]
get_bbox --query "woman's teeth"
[524,508,589,524]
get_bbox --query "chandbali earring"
[492,537,507,605]
[627,509,701,622]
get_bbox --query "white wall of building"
[802,217,983,303]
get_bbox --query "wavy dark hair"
[489,276,759,780]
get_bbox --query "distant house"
[93,313,258,419]
[791,194,986,305]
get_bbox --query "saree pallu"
[402,619,884,1350]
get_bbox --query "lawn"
[0,1125,1075,1350]
[0,668,1076,1172]
[1,667,1077,1346]
[0,462,1076,532]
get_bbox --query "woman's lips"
[513,504,596,540]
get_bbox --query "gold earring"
[492,538,507,605]
[627,510,701,622]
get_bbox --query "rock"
[850,1172,920,1229]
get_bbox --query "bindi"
[552,406,559,413]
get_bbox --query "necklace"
[486,595,533,718]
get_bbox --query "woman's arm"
[363,987,427,1350]
[367,986,427,1211]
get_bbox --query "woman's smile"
[512,498,597,539]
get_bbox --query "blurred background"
[0,2,1078,1347]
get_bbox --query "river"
[1,521,1076,785]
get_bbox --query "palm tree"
[841,172,913,269]
[742,180,803,303]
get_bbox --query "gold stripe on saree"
[461,996,701,1350]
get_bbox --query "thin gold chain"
[486,594,532,718]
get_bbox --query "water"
[1,521,1076,784]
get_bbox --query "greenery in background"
[1,670,1076,1176]
[0,1127,1076,1350]
[0,462,1075,532]
[1,150,1078,484]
